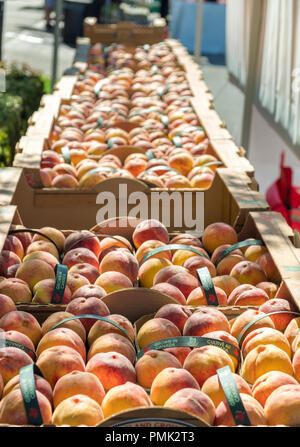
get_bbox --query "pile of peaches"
[38,43,220,190]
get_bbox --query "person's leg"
[45,0,55,29]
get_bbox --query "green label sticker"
[157,84,169,98]
[19,364,44,426]
[172,135,182,148]
[146,150,156,160]
[96,117,104,128]
[51,264,68,304]
[137,336,240,362]
[173,126,203,137]
[197,267,219,306]
[143,44,150,51]
[151,65,159,74]
[0,338,36,359]
[214,240,265,267]
[131,107,165,118]
[161,115,169,128]
[201,161,223,168]
[87,167,117,175]
[61,146,71,164]
[140,243,206,265]
[107,139,115,149]
[217,366,251,426]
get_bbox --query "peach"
[32,227,65,253]
[6,263,21,278]
[215,393,266,426]
[190,172,214,189]
[99,250,139,284]
[230,309,275,341]
[171,247,205,267]
[0,347,33,384]
[217,254,246,276]
[26,240,60,260]
[251,371,299,407]
[86,351,136,391]
[62,247,99,270]
[227,284,256,305]
[52,394,103,426]
[138,258,172,288]
[154,304,192,333]
[40,168,55,186]
[183,256,216,279]
[0,388,52,425]
[164,175,192,189]
[153,265,188,285]
[244,244,268,263]
[3,235,24,260]
[256,281,278,299]
[258,299,295,332]
[136,317,181,349]
[0,330,35,359]
[23,251,59,269]
[88,333,136,364]
[32,278,72,305]
[231,287,269,306]
[132,219,169,249]
[71,284,107,300]
[68,263,100,284]
[151,283,186,305]
[164,388,215,425]
[98,235,133,256]
[291,332,300,353]
[230,260,267,285]
[36,327,86,361]
[202,373,252,408]
[257,252,281,283]
[211,244,243,265]
[66,297,110,332]
[0,310,42,346]
[36,345,85,388]
[241,327,291,359]
[284,316,300,345]
[53,370,105,408]
[135,239,172,264]
[135,350,182,389]
[94,271,133,293]
[52,173,80,188]
[201,223,238,254]
[87,314,135,346]
[186,286,227,306]
[3,372,52,405]
[12,228,32,252]
[66,272,90,294]
[241,344,294,385]
[150,367,200,406]
[202,330,240,370]
[264,384,300,426]
[0,293,16,317]
[212,275,240,296]
[0,251,22,276]
[41,311,86,343]
[292,349,300,382]
[101,382,152,419]
[166,272,200,299]
[183,346,234,387]
[169,233,204,248]
[168,152,194,176]
[163,347,192,366]
[183,307,231,337]
[15,259,55,290]
[124,158,147,177]
[64,230,102,257]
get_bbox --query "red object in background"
[266,152,300,231]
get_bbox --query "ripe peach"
[166,272,200,299]
[64,230,102,257]
[227,284,256,305]
[136,317,181,349]
[135,350,182,389]
[52,173,80,188]
[62,247,100,270]
[202,373,252,408]
[86,351,136,391]
[264,384,300,426]
[94,271,133,293]
[168,152,194,176]
[124,158,147,177]
[251,371,299,407]
[32,227,65,253]
[3,373,52,405]
[87,314,135,346]
[12,228,32,252]
[244,245,268,262]
[241,327,291,358]
[88,333,136,364]
[163,347,192,366]
[53,370,105,408]
[71,284,107,300]
[232,287,269,306]
[3,235,24,260]
[230,261,267,285]
[100,250,139,284]
[258,298,295,332]
[132,219,169,249]
[257,252,281,283]
[0,347,33,384]
[150,367,200,406]
[256,281,278,299]
[153,265,188,285]
[52,394,104,426]
[186,286,227,306]
[68,263,99,284]
[138,258,172,288]
[201,223,238,254]
[41,311,86,343]
[202,330,240,370]
[183,256,216,279]
[66,272,90,294]
[154,304,192,333]
[164,175,192,189]
[190,172,214,189]
[183,346,234,387]
[169,234,204,249]
[0,388,52,425]
[101,382,152,419]
[36,345,85,388]
[151,283,186,305]
[164,388,215,425]
[212,275,240,296]
[0,251,22,276]
[183,307,231,337]
[241,344,294,385]
[284,317,300,345]
[0,310,42,346]
[215,393,266,426]
[32,278,72,305]
[0,330,35,359]
[15,259,55,291]
[23,251,59,270]
[26,240,60,260]
[135,239,172,264]
[0,293,16,317]
[211,244,244,265]
[230,309,275,340]
[292,349,300,382]
[36,327,86,361]
[66,297,110,333]
[217,254,246,276]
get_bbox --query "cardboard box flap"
[101,288,178,323]
[93,176,151,194]
[0,168,24,205]
[90,216,142,239]
[0,206,21,253]
[98,407,210,427]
